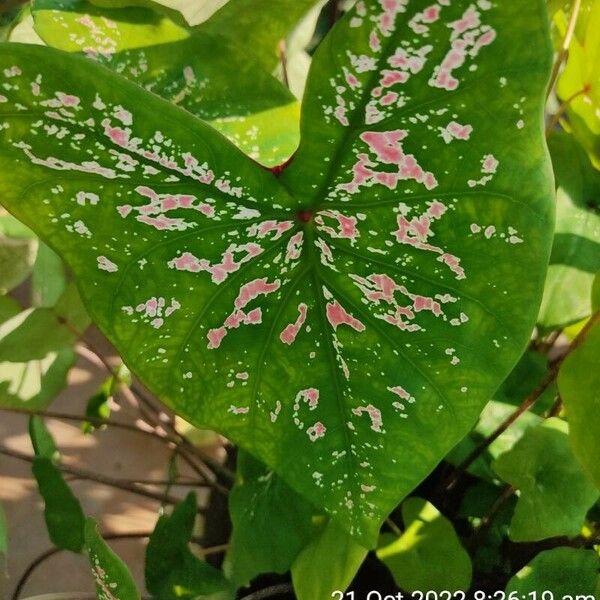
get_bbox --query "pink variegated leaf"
[0,0,553,546]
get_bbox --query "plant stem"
[446,310,600,491]
[546,0,581,100]
[240,583,294,600]
[545,85,589,136]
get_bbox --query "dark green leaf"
[558,318,600,491]
[29,414,59,460]
[0,0,554,544]
[291,519,368,600]
[505,547,600,596]
[85,517,141,600]
[376,497,472,593]
[83,376,115,433]
[492,418,599,541]
[32,457,85,553]
[145,492,229,599]
[197,0,317,71]
[0,295,20,322]
[227,452,315,586]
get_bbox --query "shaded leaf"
[0,0,554,544]
[505,547,600,596]
[227,452,315,586]
[85,517,140,600]
[0,226,37,294]
[196,0,318,71]
[291,519,368,600]
[492,418,599,541]
[0,295,20,322]
[376,497,472,593]
[32,242,67,307]
[32,457,85,553]
[538,132,600,330]
[145,492,229,599]
[558,317,600,491]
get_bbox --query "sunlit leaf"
[227,452,315,587]
[0,0,554,544]
[291,519,368,600]
[538,133,600,330]
[555,0,600,168]
[0,214,37,293]
[377,497,471,593]
[558,317,600,492]
[505,547,600,597]
[492,418,599,541]
[85,517,141,600]
[32,457,86,553]
[145,492,230,599]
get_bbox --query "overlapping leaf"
[30,0,300,166]
[0,0,553,545]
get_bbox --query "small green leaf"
[29,415,59,460]
[492,418,599,541]
[505,547,600,597]
[227,452,315,586]
[145,492,229,599]
[85,517,141,600]
[83,376,115,433]
[32,242,67,307]
[558,318,600,491]
[538,133,600,330]
[376,497,472,593]
[291,519,368,600]
[32,457,86,553]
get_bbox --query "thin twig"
[278,40,289,89]
[385,517,402,536]
[0,445,194,509]
[446,311,600,490]
[545,85,589,135]
[468,484,514,551]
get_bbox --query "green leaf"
[556,0,600,168]
[31,0,300,167]
[83,376,115,433]
[196,0,318,71]
[558,318,600,491]
[592,271,600,311]
[0,348,75,409]
[376,497,472,593]
[0,501,7,557]
[32,457,86,553]
[291,519,368,600]
[0,225,37,294]
[85,517,141,600]
[0,295,20,322]
[29,414,59,460]
[145,492,230,599]
[0,0,554,544]
[538,133,600,330]
[227,452,315,587]
[505,547,600,597]
[32,242,67,307]
[492,418,599,541]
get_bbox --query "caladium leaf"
[30,0,300,166]
[0,0,553,545]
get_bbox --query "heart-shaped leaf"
[0,0,553,545]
